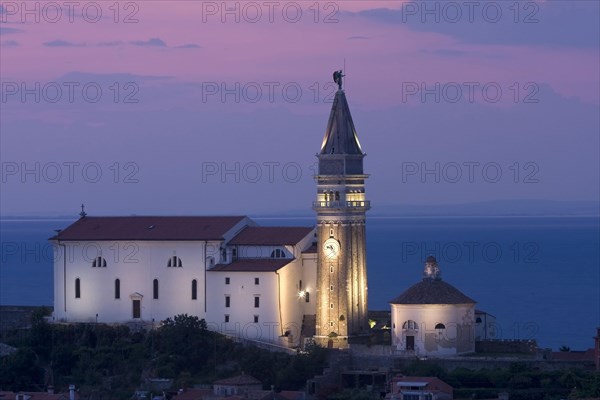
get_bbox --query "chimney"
[69,384,76,400]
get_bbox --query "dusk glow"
[1,0,598,215]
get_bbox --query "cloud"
[0,40,19,47]
[129,38,200,49]
[43,40,86,47]
[41,38,198,49]
[356,2,600,48]
[175,43,201,49]
[130,38,167,47]
[0,27,23,35]
[97,41,124,47]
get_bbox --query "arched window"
[270,249,285,258]
[335,191,340,201]
[167,256,182,267]
[191,279,197,300]
[153,279,159,299]
[476,317,482,323]
[402,320,419,330]
[75,278,81,298]
[435,323,445,330]
[114,279,120,299]
[92,256,107,268]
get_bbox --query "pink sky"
[1,1,598,215]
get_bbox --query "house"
[0,385,78,400]
[213,374,262,397]
[389,376,453,400]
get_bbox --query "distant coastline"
[2,199,598,219]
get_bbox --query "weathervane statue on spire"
[333,69,345,90]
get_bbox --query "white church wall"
[205,240,227,267]
[206,271,281,344]
[300,254,317,316]
[52,240,212,323]
[277,261,306,346]
[391,304,475,356]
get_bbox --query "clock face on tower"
[323,238,340,259]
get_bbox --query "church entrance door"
[406,335,415,350]
[132,299,141,319]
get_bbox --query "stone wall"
[475,339,537,354]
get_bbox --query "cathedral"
[50,81,370,350]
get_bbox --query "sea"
[1,215,598,351]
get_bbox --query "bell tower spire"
[314,72,370,348]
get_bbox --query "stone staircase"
[300,314,316,348]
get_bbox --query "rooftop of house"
[50,216,247,241]
[392,376,453,393]
[228,227,313,246]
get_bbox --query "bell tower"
[313,73,370,348]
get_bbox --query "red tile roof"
[389,279,476,305]
[211,259,293,272]
[229,227,313,246]
[50,216,246,241]
[393,376,453,393]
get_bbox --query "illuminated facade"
[313,88,370,347]
[50,217,317,347]
[50,85,371,350]
[390,256,476,356]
